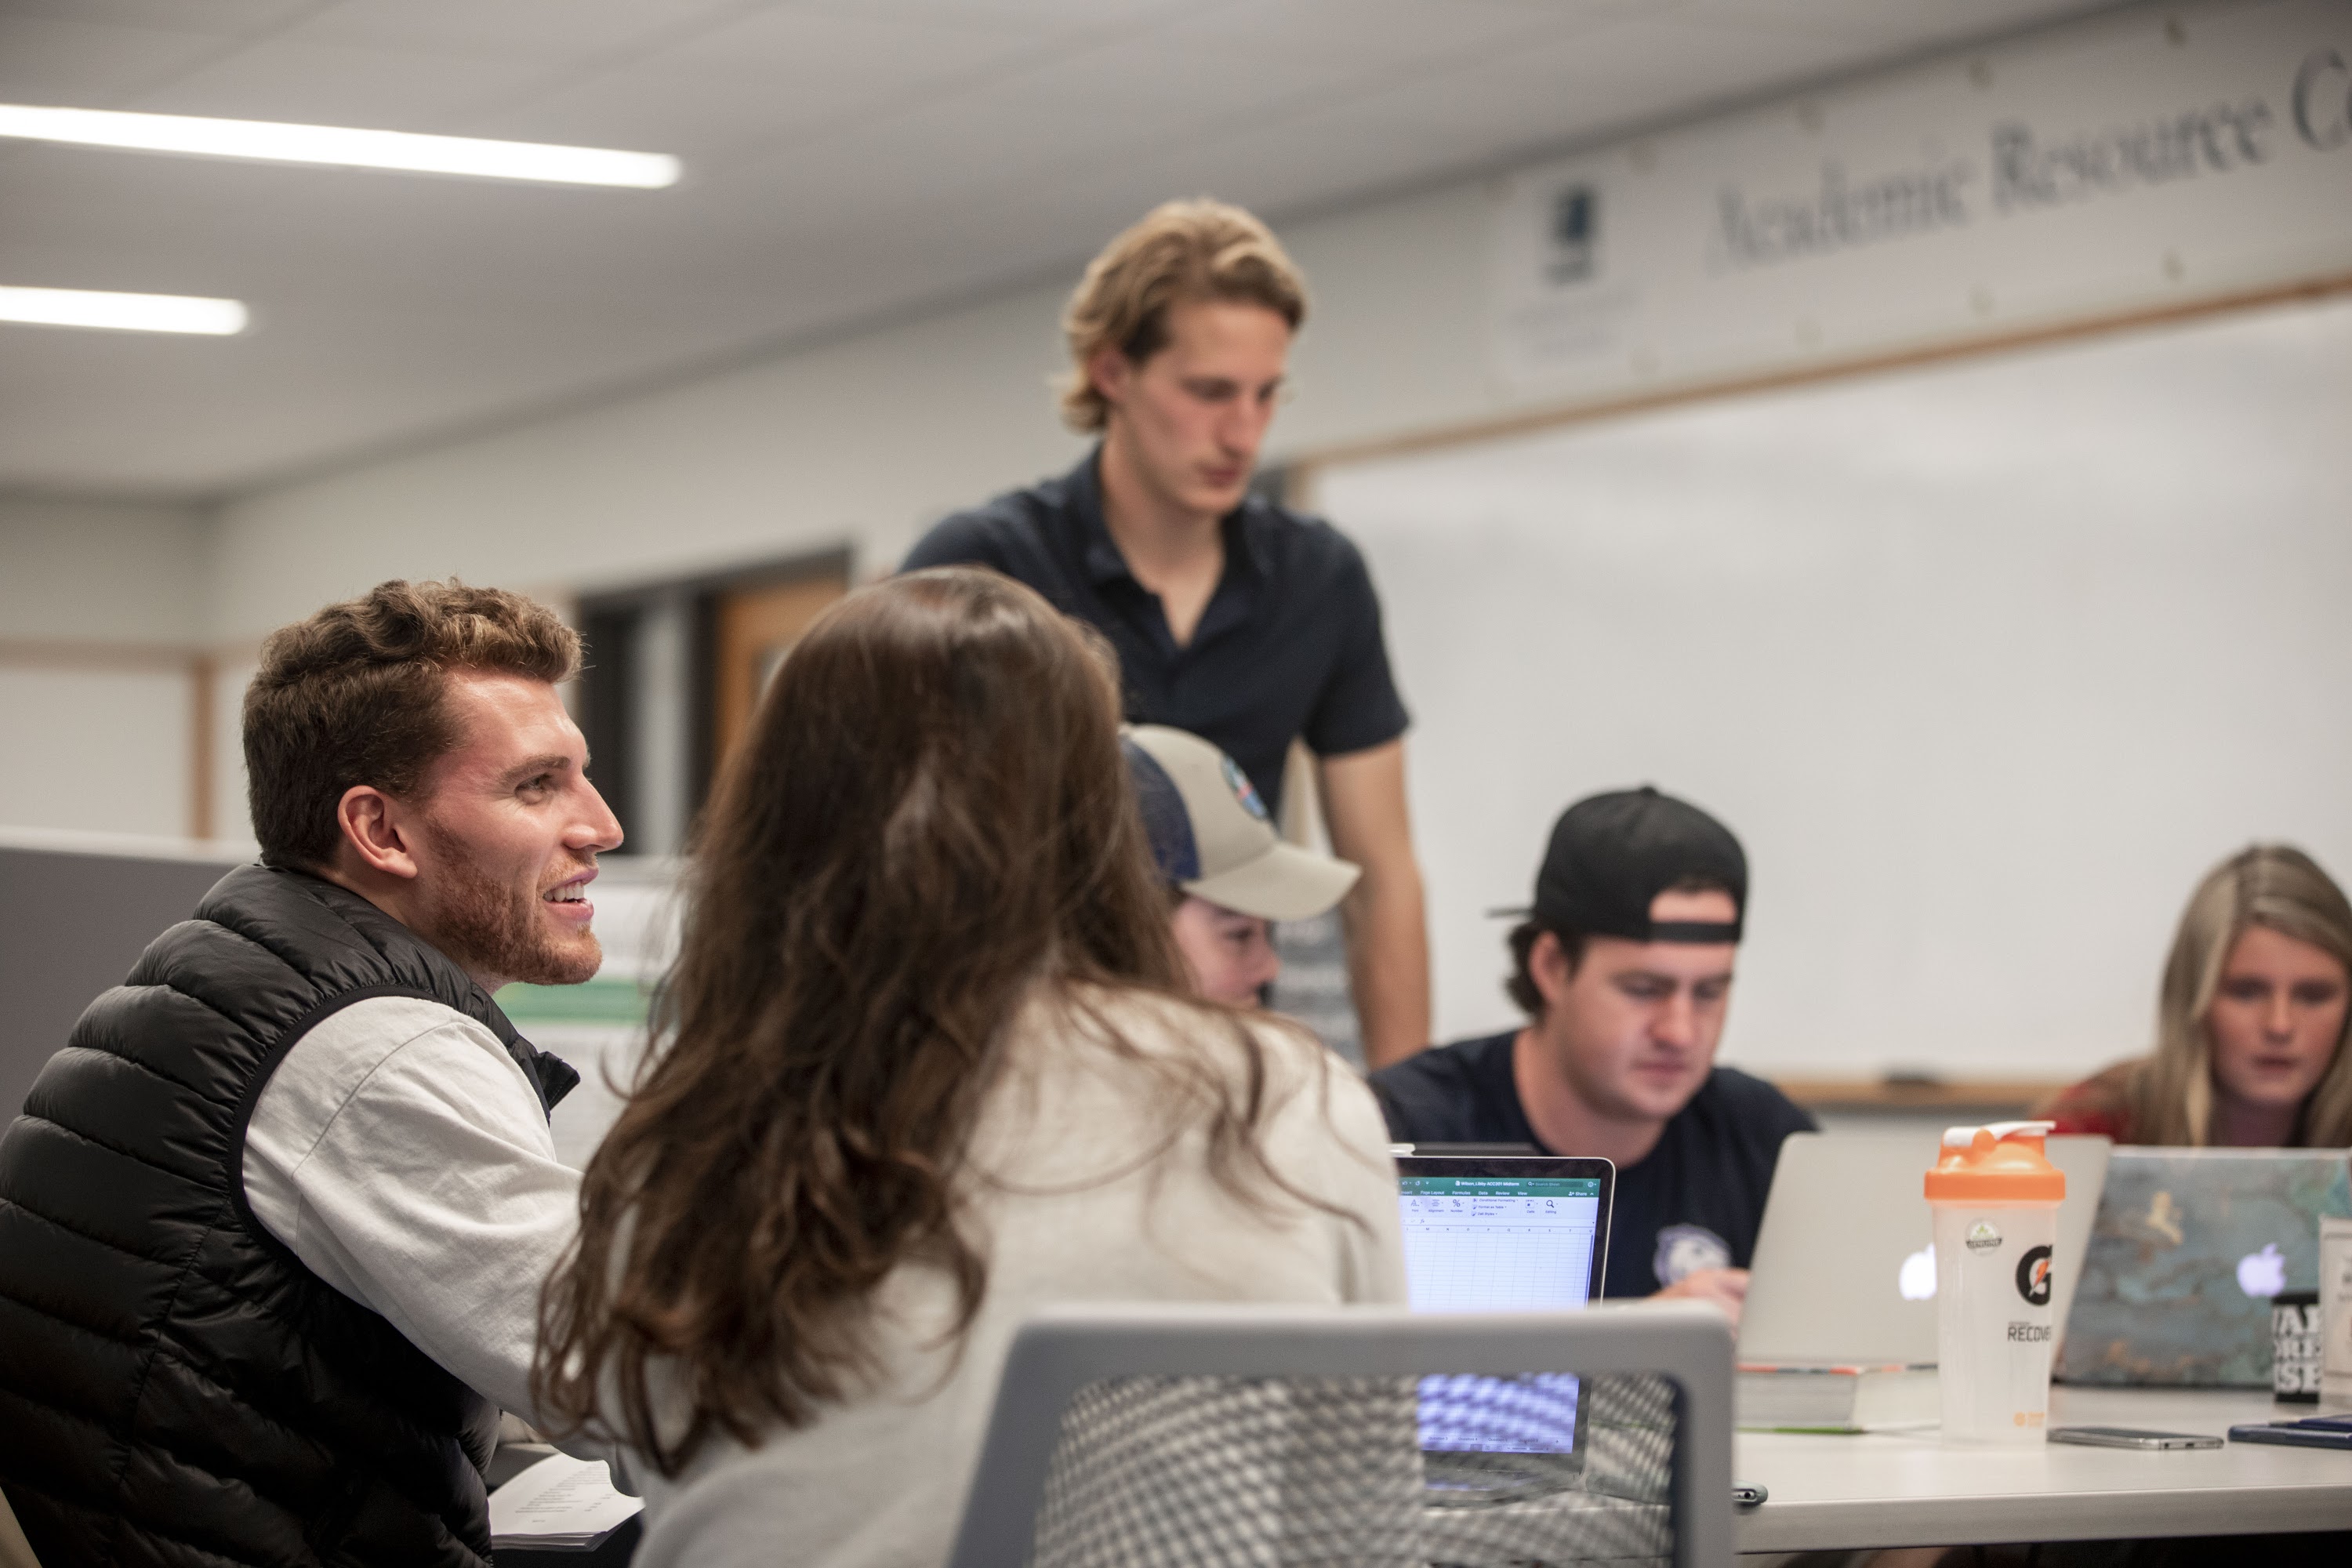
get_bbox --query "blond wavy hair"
[1057,198,1307,434]
[2132,844,2352,1145]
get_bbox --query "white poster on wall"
[1492,0,2352,397]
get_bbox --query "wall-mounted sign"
[1492,0,2352,395]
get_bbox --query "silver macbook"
[1393,1153,1613,1487]
[1738,1131,2112,1367]
[2056,1147,2352,1388]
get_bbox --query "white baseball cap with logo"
[1121,724,1360,922]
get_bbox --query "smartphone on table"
[2049,1426,2222,1450]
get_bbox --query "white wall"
[0,667,192,837]
[0,496,210,643]
[0,497,211,837]
[1319,290,2352,1078]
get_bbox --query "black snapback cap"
[1500,785,1746,944]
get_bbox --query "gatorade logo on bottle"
[2016,1243,2053,1306]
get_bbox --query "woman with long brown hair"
[2045,844,2352,1146]
[536,567,1403,1566]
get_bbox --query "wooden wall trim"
[1771,1076,2069,1114]
[189,655,217,841]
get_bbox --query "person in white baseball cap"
[1123,724,1360,1007]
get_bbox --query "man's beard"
[419,848,601,989]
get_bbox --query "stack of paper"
[488,1452,644,1552]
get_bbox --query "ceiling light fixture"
[0,285,249,335]
[0,104,681,188]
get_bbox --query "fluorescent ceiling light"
[0,104,681,188]
[0,285,248,336]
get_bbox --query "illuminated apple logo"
[2237,1243,2287,1299]
[1899,1243,1937,1301]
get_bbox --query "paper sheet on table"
[489,1451,644,1549]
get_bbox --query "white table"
[1734,1386,2352,1554]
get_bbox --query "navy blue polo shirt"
[902,450,1409,818]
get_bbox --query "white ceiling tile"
[1231,71,1657,184]
[1158,0,1628,78]
[849,103,1121,202]
[0,0,321,38]
[503,5,1079,166]
[1685,0,2114,48]
[789,0,1202,38]
[283,0,756,64]
[125,36,573,129]
[943,30,1371,148]
[704,16,1436,207]
[1675,0,1919,42]
[705,0,1657,207]
[654,5,1055,80]
[457,62,849,163]
[0,14,245,104]
[1461,13,1900,107]
[0,152,241,283]
[1183,112,1510,218]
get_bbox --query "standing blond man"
[905,198,1432,1066]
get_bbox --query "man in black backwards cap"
[1369,786,1813,1319]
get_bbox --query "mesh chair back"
[947,1302,1733,1568]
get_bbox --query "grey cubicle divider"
[0,835,249,1122]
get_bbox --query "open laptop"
[2056,1148,2352,1388]
[1738,1131,2113,1367]
[1393,1152,1614,1494]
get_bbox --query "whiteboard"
[1313,293,2352,1078]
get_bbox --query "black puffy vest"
[0,864,579,1567]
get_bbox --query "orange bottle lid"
[1924,1120,2066,1203]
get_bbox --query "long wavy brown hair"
[535,567,1331,1474]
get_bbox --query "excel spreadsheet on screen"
[1397,1172,1606,1461]
[1399,1174,1604,1312]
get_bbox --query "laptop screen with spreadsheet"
[1393,1156,1617,1462]
[1399,1171,1610,1311]
[1392,1161,1618,1316]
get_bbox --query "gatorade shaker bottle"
[1926,1120,2067,1443]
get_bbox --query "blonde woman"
[2045,845,2352,1147]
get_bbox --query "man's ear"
[1530,929,1577,1008]
[1088,345,1133,412]
[336,785,421,882]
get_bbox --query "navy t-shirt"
[1368,1031,1817,1301]
[902,450,1409,818]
